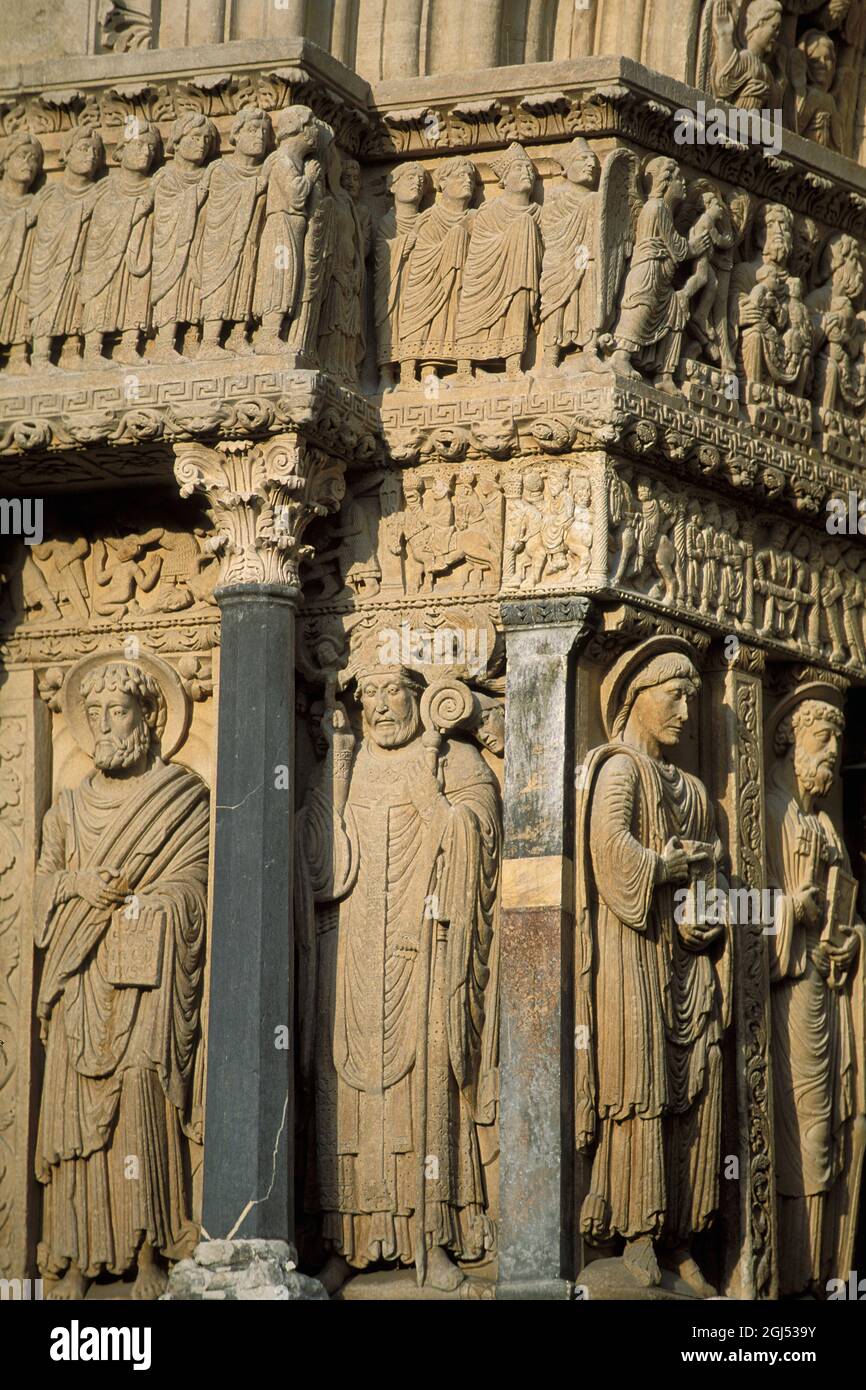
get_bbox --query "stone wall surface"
[0,0,866,1308]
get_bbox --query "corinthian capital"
[173,434,345,590]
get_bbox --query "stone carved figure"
[34,655,209,1300]
[611,158,713,395]
[316,146,369,381]
[709,0,785,110]
[808,233,866,415]
[151,113,218,362]
[611,473,681,604]
[765,686,865,1296]
[199,106,272,357]
[398,156,477,385]
[575,638,730,1296]
[754,521,814,643]
[537,141,637,375]
[731,203,812,395]
[455,143,542,378]
[373,162,429,389]
[80,120,162,367]
[29,128,105,369]
[0,133,43,371]
[253,105,321,354]
[296,666,500,1295]
[793,29,844,151]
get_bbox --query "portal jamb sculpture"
[576,638,730,1297]
[34,655,209,1301]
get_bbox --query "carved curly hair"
[79,661,167,747]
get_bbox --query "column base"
[496,1277,575,1300]
[162,1239,328,1301]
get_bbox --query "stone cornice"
[0,37,372,162]
[366,57,866,239]
[0,361,377,488]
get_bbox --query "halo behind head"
[62,650,189,760]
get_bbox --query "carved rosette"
[173,435,346,591]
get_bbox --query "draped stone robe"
[151,163,211,329]
[200,157,269,326]
[615,196,691,375]
[373,204,419,367]
[297,734,500,1269]
[29,180,101,341]
[33,759,209,1279]
[399,202,474,363]
[539,185,599,352]
[80,172,154,336]
[765,784,865,1295]
[0,186,38,347]
[456,197,542,362]
[576,745,730,1248]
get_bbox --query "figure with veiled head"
[575,639,729,1297]
[0,133,43,371]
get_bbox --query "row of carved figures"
[374,138,866,415]
[17,641,863,1301]
[0,106,370,376]
[4,116,866,418]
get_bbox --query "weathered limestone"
[1,7,866,1310]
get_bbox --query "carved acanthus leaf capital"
[173,434,345,590]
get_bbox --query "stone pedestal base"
[577,1257,715,1301]
[163,1239,328,1301]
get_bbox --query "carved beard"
[94,722,151,772]
[365,706,421,750]
[793,743,835,800]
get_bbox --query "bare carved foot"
[47,1264,89,1300]
[667,1246,717,1298]
[424,1245,464,1292]
[131,1243,168,1301]
[623,1235,661,1288]
[318,1253,352,1295]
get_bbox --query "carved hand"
[678,916,724,951]
[795,884,823,929]
[659,836,690,885]
[409,746,445,817]
[69,867,130,911]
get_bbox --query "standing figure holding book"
[765,685,865,1297]
[34,655,209,1301]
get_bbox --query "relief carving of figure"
[731,203,811,394]
[199,106,272,357]
[793,29,844,151]
[80,120,162,367]
[316,146,368,382]
[808,233,866,415]
[151,113,218,363]
[708,0,785,110]
[29,128,105,370]
[539,138,604,372]
[373,162,428,389]
[34,656,209,1300]
[398,156,477,386]
[252,105,321,353]
[296,665,500,1296]
[455,143,542,379]
[0,133,43,371]
[575,639,730,1296]
[765,686,865,1296]
[610,158,713,395]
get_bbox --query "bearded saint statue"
[295,663,500,1297]
[575,638,731,1297]
[765,685,865,1297]
[34,655,209,1300]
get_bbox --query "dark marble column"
[174,434,345,1244]
[496,597,593,1300]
